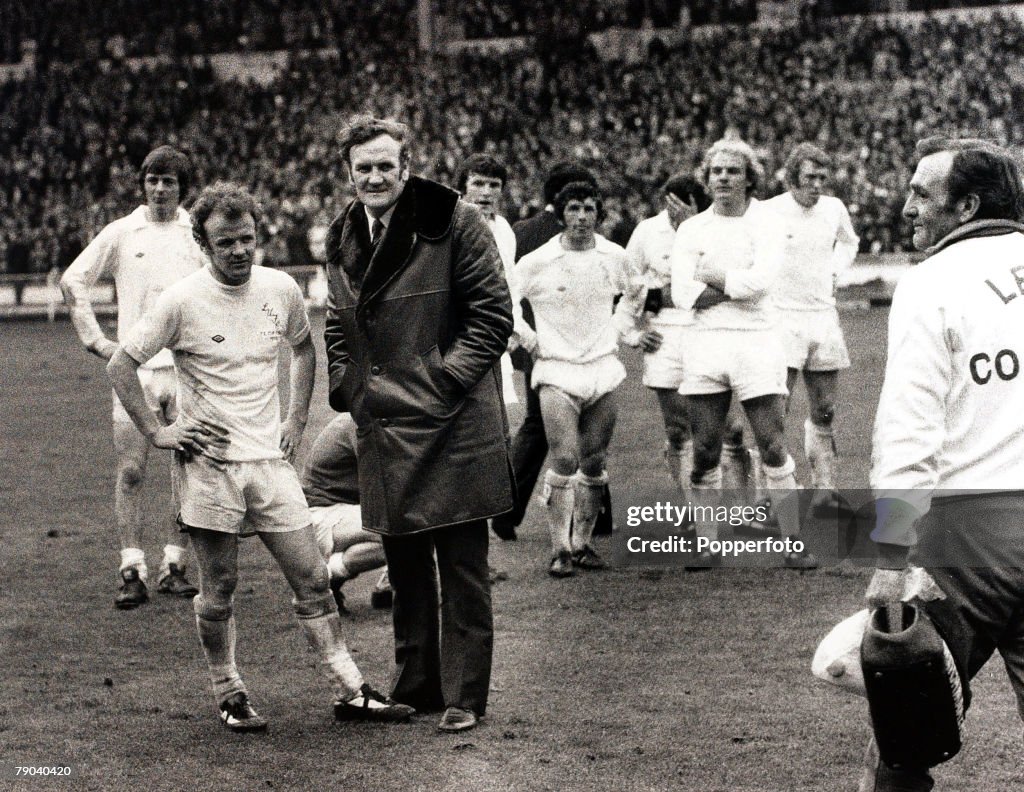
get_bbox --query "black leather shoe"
[157,564,198,598]
[334,684,415,723]
[115,568,148,609]
[438,707,478,733]
[219,692,268,732]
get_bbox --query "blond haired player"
[670,139,814,569]
[108,183,412,731]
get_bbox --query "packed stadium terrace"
[1,0,1007,63]
[3,9,1024,276]
[1,0,756,64]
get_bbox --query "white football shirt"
[122,265,310,461]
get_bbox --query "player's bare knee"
[292,591,335,620]
[202,572,238,601]
[693,441,722,474]
[293,562,331,602]
[578,452,606,478]
[811,404,835,427]
[665,422,690,448]
[757,437,786,468]
[194,592,232,621]
[724,425,744,447]
[116,461,146,490]
[548,450,579,477]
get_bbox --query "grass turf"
[1,310,1021,791]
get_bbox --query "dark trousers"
[494,354,614,533]
[382,519,493,715]
[503,355,549,527]
[860,494,1024,791]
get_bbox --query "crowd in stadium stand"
[0,0,416,64]
[3,10,1024,276]
[1,0,753,64]
[1,0,1013,64]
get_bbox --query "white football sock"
[748,448,767,503]
[571,471,607,552]
[159,543,186,581]
[194,598,246,704]
[805,418,838,490]
[327,552,350,582]
[294,597,364,702]
[542,469,574,556]
[664,440,693,498]
[721,441,752,507]
[691,466,722,541]
[119,547,147,583]
[763,455,800,538]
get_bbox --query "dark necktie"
[371,219,385,249]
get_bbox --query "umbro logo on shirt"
[135,252,145,258]
[212,335,225,343]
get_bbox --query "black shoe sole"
[221,718,268,733]
[157,587,198,598]
[334,706,415,723]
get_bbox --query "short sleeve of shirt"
[283,279,311,347]
[512,255,538,301]
[121,290,182,366]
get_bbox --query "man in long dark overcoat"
[324,115,514,733]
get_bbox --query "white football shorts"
[533,355,626,413]
[778,308,851,371]
[309,502,379,559]
[174,457,310,535]
[678,327,788,402]
[642,322,690,390]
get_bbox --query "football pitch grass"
[2,311,1022,791]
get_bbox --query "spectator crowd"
[3,9,1024,277]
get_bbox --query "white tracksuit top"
[871,223,1024,544]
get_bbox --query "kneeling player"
[514,181,648,577]
[302,412,391,614]
[108,183,412,731]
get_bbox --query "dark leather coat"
[324,176,515,535]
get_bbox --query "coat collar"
[327,176,460,313]
[926,218,1024,257]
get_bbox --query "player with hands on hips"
[60,145,206,608]
[107,182,413,733]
